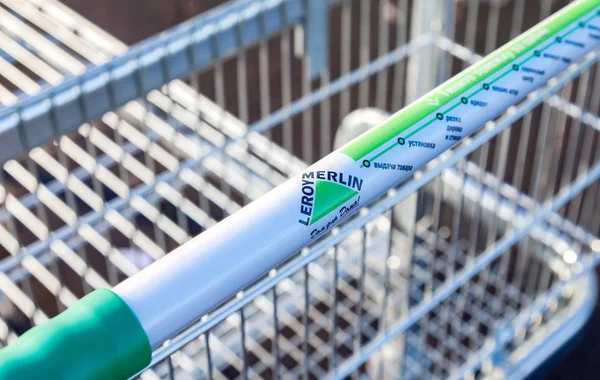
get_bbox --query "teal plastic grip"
[0,288,151,380]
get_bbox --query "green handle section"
[0,289,151,380]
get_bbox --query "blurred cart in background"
[0,0,599,378]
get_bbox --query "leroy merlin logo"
[298,171,363,226]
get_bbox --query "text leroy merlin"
[298,170,363,226]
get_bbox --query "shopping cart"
[0,0,599,379]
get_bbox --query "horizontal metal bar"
[0,0,313,166]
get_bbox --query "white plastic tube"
[115,1,600,348]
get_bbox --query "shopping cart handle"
[0,289,151,380]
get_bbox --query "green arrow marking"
[310,180,358,225]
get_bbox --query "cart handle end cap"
[0,288,151,380]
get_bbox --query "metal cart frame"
[0,0,599,379]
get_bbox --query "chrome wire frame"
[0,1,599,379]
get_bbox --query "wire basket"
[0,0,599,379]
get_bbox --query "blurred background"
[0,0,599,378]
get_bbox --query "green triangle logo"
[310,180,358,225]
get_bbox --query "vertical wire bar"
[280,27,294,154]
[446,159,470,364]
[391,0,408,111]
[106,76,132,191]
[584,157,600,235]
[512,113,533,194]
[258,6,283,186]
[258,36,271,126]
[568,65,600,222]
[514,98,556,294]
[473,128,511,332]
[579,111,600,233]
[463,0,480,67]
[158,44,179,138]
[540,0,553,22]
[544,87,576,203]
[207,27,234,207]
[355,226,367,355]
[330,246,339,372]
[167,355,175,380]
[320,69,331,158]
[205,331,214,380]
[467,140,490,261]
[358,0,371,108]
[272,286,281,380]
[415,178,443,376]
[173,187,190,241]
[351,225,367,380]
[190,68,200,93]
[376,207,395,378]
[376,0,390,110]
[386,206,398,351]
[339,0,352,120]
[538,68,597,293]
[76,83,103,211]
[400,188,428,379]
[557,69,591,207]
[188,23,201,94]
[430,176,443,291]
[302,54,313,164]
[509,0,526,39]
[232,17,254,202]
[484,0,501,55]
[214,62,227,120]
[240,308,248,380]
[396,191,414,379]
[436,167,462,368]
[486,116,516,286]
[442,0,457,82]
[455,140,491,352]
[214,58,234,201]
[526,85,572,295]
[448,165,467,362]
[237,50,250,125]
[278,1,293,155]
[570,156,597,228]
[449,159,467,282]
[509,110,535,300]
[303,265,310,380]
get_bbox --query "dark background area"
[542,296,600,380]
[60,0,219,45]
[57,0,600,378]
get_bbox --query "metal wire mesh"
[0,0,599,379]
